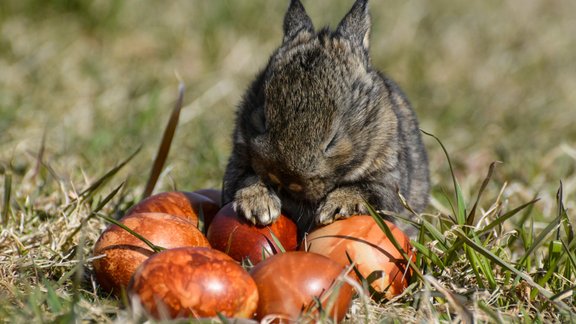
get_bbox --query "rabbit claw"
[233,182,281,225]
[317,188,368,225]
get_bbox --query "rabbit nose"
[268,172,304,193]
[287,183,303,192]
[268,173,282,185]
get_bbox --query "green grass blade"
[365,202,423,282]
[90,180,126,215]
[555,238,576,294]
[478,198,539,236]
[411,240,446,270]
[517,213,535,272]
[473,235,497,289]
[197,204,205,233]
[532,240,562,299]
[452,228,571,312]
[467,161,500,226]
[63,181,126,246]
[561,239,576,269]
[545,240,563,270]
[419,217,450,252]
[44,281,63,314]
[366,204,408,256]
[67,146,141,209]
[26,288,45,323]
[142,82,185,199]
[2,172,12,227]
[477,299,504,324]
[267,228,286,253]
[455,181,467,225]
[464,244,485,289]
[556,181,574,243]
[549,284,576,302]
[97,213,165,253]
[444,197,538,272]
[517,211,562,268]
[439,188,458,224]
[216,312,230,323]
[30,126,47,181]
[422,130,467,224]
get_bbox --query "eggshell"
[250,251,353,322]
[207,203,298,264]
[92,212,210,293]
[304,215,414,299]
[129,247,258,319]
[126,191,219,229]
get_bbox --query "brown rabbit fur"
[223,0,429,235]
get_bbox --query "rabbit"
[222,0,429,235]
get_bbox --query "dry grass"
[1,0,575,322]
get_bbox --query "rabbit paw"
[317,187,368,225]
[233,182,281,225]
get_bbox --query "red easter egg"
[126,191,219,229]
[129,247,258,319]
[207,203,298,264]
[250,251,353,322]
[92,212,210,294]
[304,215,415,299]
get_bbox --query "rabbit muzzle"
[266,171,329,203]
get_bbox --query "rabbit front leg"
[233,175,282,225]
[316,186,369,225]
[316,183,404,225]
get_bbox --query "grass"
[1,0,575,322]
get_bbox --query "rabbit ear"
[336,0,370,50]
[283,0,314,42]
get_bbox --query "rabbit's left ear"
[283,0,314,42]
[336,0,370,50]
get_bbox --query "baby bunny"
[223,0,429,234]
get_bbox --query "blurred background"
[1,0,575,216]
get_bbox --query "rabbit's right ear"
[336,0,370,50]
[283,0,314,42]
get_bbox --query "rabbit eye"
[324,133,339,154]
[250,108,266,134]
[324,132,352,158]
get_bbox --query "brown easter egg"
[126,191,219,229]
[250,251,353,322]
[193,188,222,207]
[304,215,414,299]
[92,212,210,294]
[129,247,258,319]
[206,203,298,264]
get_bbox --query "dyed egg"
[92,212,209,293]
[250,251,353,322]
[129,247,258,319]
[207,203,298,264]
[304,215,414,299]
[126,191,219,229]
